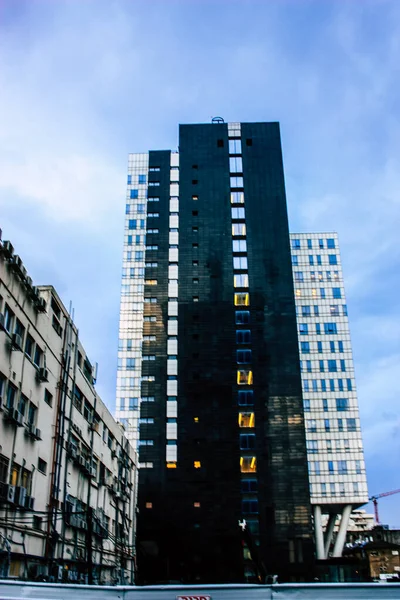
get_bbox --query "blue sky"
[0,0,399,525]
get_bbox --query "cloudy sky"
[1,0,399,525]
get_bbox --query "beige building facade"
[0,238,137,584]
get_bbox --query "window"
[138,174,146,184]
[238,412,255,428]
[129,398,139,409]
[322,398,328,411]
[333,288,341,299]
[338,460,347,474]
[338,379,344,391]
[347,419,357,431]
[307,420,316,432]
[314,305,319,316]
[242,499,258,514]
[44,389,53,406]
[38,458,47,474]
[237,349,251,364]
[306,360,312,372]
[129,219,145,229]
[148,196,160,202]
[317,341,323,353]
[25,334,34,358]
[337,418,343,431]
[238,390,254,406]
[303,399,310,411]
[324,322,337,334]
[295,272,304,282]
[240,434,256,450]
[149,181,160,187]
[148,212,159,218]
[130,189,138,199]
[346,379,352,391]
[233,256,248,270]
[229,139,242,154]
[330,341,335,353]
[330,305,339,316]
[328,255,337,265]
[328,461,334,473]
[355,460,362,474]
[340,359,346,372]
[234,274,249,288]
[316,323,321,334]
[309,255,314,266]
[292,255,298,266]
[303,380,309,392]
[327,238,335,249]
[237,370,253,385]
[307,441,318,454]
[299,324,308,335]
[231,207,245,220]
[232,239,247,252]
[230,176,243,188]
[139,417,154,424]
[343,304,348,316]
[328,360,337,372]
[241,479,257,493]
[235,311,250,324]
[232,223,246,236]
[300,342,310,354]
[336,398,349,411]
[319,360,324,372]
[324,419,330,432]
[193,461,201,469]
[4,305,14,333]
[231,191,244,204]
[149,166,160,172]
[321,379,326,392]
[329,379,335,391]
[126,358,135,369]
[234,293,250,306]
[320,288,326,299]
[338,340,344,352]
[240,456,257,473]
[301,305,311,317]
[33,344,42,367]
[292,239,300,249]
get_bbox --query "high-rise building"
[290,233,368,559]
[116,121,315,583]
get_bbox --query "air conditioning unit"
[0,313,5,331]
[11,333,23,351]
[15,486,27,507]
[35,297,47,312]
[24,276,33,288]
[13,410,24,426]
[34,427,42,440]
[1,240,14,257]
[25,495,35,510]
[20,265,27,279]
[7,484,16,503]
[37,367,49,382]
[89,467,97,478]
[10,255,23,272]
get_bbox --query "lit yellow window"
[295,289,301,297]
[240,456,257,473]
[194,416,199,423]
[234,274,249,288]
[234,293,250,306]
[194,461,201,469]
[237,370,253,385]
[166,462,177,469]
[232,223,246,236]
[194,502,201,508]
[231,192,244,204]
[145,502,153,509]
[145,280,158,285]
[312,289,317,297]
[238,412,255,428]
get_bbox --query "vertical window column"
[116,153,149,447]
[166,151,179,468]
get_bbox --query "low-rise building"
[0,237,137,584]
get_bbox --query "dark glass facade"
[136,122,314,584]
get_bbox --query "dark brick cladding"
[136,124,314,584]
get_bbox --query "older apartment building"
[0,238,137,584]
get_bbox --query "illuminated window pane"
[232,223,246,236]
[240,456,257,473]
[194,502,201,508]
[238,413,255,428]
[231,191,244,204]
[166,462,177,469]
[194,461,201,469]
[233,256,248,270]
[234,293,250,306]
[237,370,253,385]
[145,502,153,509]
[234,274,249,288]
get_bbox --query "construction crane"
[369,488,400,524]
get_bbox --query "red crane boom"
[369,488,400,524]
